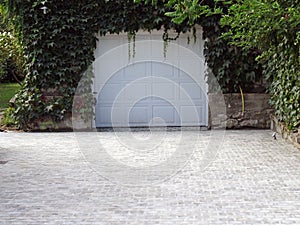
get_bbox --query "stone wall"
[27,113,93,131]
[209,93,273,129]
[27,94,94,131]
[271,115,300,149]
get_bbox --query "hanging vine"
[127,31,136,61]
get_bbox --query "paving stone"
[0,130,300,224]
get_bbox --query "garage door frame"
[93,28,208,128]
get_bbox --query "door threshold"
[96,126,209,132]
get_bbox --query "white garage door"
[93,30,208,128]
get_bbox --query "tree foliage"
[198,0,262,93]
[221,0,300,129]
[0,3,25,83]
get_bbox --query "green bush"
[0,6,25,83]
[1,107,16,126]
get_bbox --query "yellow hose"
[239,86,245,115]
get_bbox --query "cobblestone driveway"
[1,130,300,224]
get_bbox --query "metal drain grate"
[0,161,8,164]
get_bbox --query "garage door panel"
[129,107,149,124]
[179,106,202,124]
[130,96,152,106]
[99,84,123,102]
[152,83,175,100]
[97,106,112,124]
[152,63,177,79]
[104,71,124,84]
[97,106,129,126]
[123,63,151,80]
[94,58,124,82]
[134,41,152,60]
[152,106,176,124]
[179,83,203,100]
[95,36,124,58]
[179,71,196,83]
[124,83,150,100]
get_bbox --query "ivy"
[2,0,263,129]
[4,0,100,129]
[221,0,300,129]
[199,1,263,93]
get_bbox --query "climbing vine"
[188,0,263,93]
[4,0,100,128]
[221,0,300,129]
[2,0,263,129]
